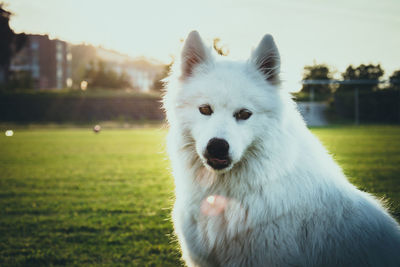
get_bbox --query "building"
[94,48,164,92]
[10,34,72,89]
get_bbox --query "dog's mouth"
[206,157,231,170]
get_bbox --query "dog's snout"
[205,138,231,170]
[206,138,229,159]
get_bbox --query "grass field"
[0,125,399,266]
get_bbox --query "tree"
[70,44,97,87]
[117,70,132,89]
[337,64,384,93]
[0,3,26,87]
[298,64,333,100]
[84,60,133,90]
[0,4,13,83]
[388,70,400,91]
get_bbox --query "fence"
[300,80,400,124]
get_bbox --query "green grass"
[313,126,400,218]
[0,128,180,266]
[0,125,399,266]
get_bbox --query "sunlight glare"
[206,195,215,205]
[80,80,88,91]
[201,195,228,216]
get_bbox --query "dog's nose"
[206,138,229,159]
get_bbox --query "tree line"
[297,63,400,123]
[298,63,400,101]
[83,60,132,90]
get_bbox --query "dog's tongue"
[210,158,228,164]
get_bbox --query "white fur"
[163,31,400,267]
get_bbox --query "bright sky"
[6,0,400,91]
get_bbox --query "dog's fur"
[163,31,400,267]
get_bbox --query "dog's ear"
[181,31,210,79]
[250,34,280,84]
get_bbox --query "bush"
[0,91,163,122]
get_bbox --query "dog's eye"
[235,109,252,120]
[199,105,213,116]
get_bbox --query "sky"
[6,0,400,91]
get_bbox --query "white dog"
[163,31,400,267]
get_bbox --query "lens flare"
[206,195,215,204]
[201,195,228,216]
[5,130,14,137]
[80,80,88,91]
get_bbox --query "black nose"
[206,138,229,159]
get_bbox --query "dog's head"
[166,31,286,173]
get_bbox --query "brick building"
[11,34,72,89]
